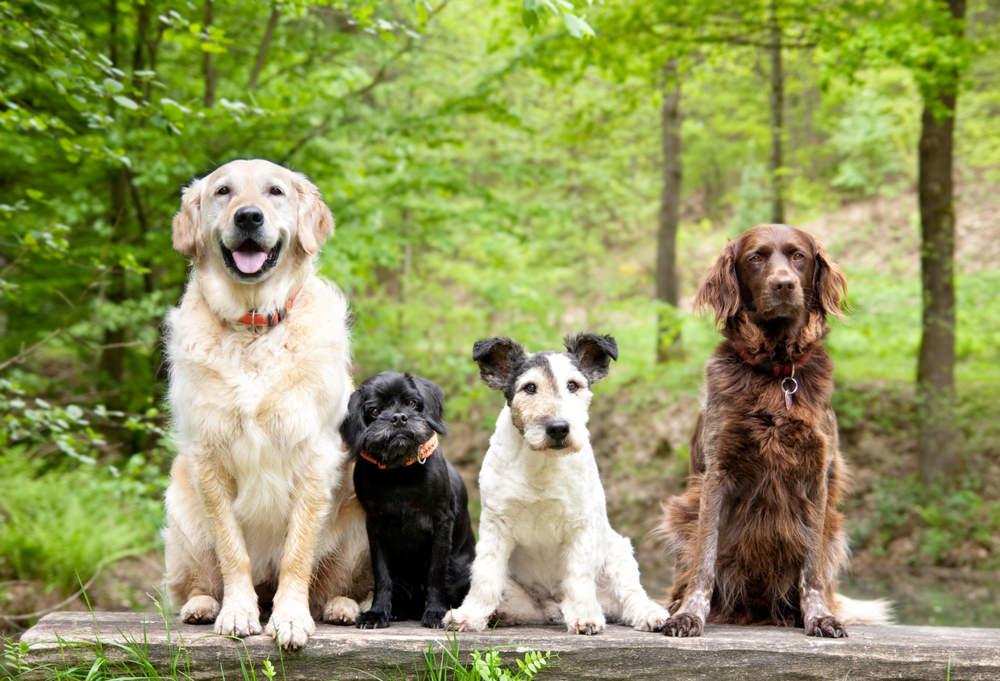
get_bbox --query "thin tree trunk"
[768,0,785,224]
[656,60,683,363]
[203,0,216,108]
[248,6,280,90]
[917,0,965,480]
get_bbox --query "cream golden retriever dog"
[163,159,369,650]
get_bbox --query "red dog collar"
[733,343,812,378]
[238,287,302,328]
[359,432,438,470]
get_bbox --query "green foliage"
[374,632,556,681]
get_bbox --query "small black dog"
[340,371,476,628]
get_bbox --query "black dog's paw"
[356,609,390,629]
[421,606,448,629]
[662,612,704,637]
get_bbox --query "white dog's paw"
[266,599,315,650]
[322,596,360,625]
[214,595,262,637]
[567,614,606,636]
[632,602,670,632]
[443,607,489,632]
[180,595,220,624]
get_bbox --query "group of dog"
[162,159,889,650]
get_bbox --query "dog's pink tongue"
[232,249,267,274]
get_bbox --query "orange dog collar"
[359,432,438,470]
[238,287,302,328]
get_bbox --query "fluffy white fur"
[444,352,667,635]
[163,160,368,650]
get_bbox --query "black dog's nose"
[234,206,264,231]
[546,420,569,441]
[391,413,408,426]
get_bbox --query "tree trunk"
[248,6,280,90]
[656,60,683,363]
[768,0,785,224]
[916,0,965,480]
[203,0,216,108]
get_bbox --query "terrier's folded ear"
[472,337,526,392]
[564,334,618,384]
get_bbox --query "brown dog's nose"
[234,206,264,231]
[771,273,797,292]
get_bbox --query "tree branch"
[248,5,280,90]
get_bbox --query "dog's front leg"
[662,471,726,637]
[191,455,261,638]
[357,518,392,629]
[560,528,605,635]
[799,461,846,638]
[421,514,455,628]
[444,514,513,631]
[266,460,330,649]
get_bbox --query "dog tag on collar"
[781,376,798,410]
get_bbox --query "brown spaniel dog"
[659,224,889,638]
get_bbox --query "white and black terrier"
[444,334,668,635]
[340,371,476,629]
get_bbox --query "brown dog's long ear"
[172,178,204,257]
[813,240,847,319]
[564,333,618,384]
[694,237,742,325]
[293,172,334,256]
[472,337,526,393]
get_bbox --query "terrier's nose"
[546,420,569,441]
[391,413,408,427]
[234,206,264,231]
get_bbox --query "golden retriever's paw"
[322,596,360,625]
[442,607,489,632]
[266,600,315,650]
[662,612,703,637]
[214,596,262,638]
[180,595,220,624]
[542,599,562,624]
[632,601,670,632]
[805,615,848,638]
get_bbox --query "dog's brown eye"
[369,407,380,418]
[791,251,806,261]
[216,186,230,196]
[522,382,537,395]
[406,399,417,409]
[747,253,763,264]
[269,186,283,196]
[567,381,580,393]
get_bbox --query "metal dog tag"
[781,377,798,411]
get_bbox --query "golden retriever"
[163,159,369,649]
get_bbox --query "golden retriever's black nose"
[235,206,264,231]
[546,420,569,441]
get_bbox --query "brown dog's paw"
[662,612,704,637]
[322,596,361,625]
[805,615,847,638]
[180,595,220,624]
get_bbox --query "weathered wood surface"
[15,611,1000,681]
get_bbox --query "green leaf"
[562,12,593,39]
[113,95,139,110]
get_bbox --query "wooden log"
[13,611,1000,681]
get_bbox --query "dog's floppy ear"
[565,333,618,385]
[338,388,367,455]
[293,172,334,257]
[472,337,526,392]
[694,237,742,325]
[172,178,204,257]
[409,374,447,435]
[812,238,847,320]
